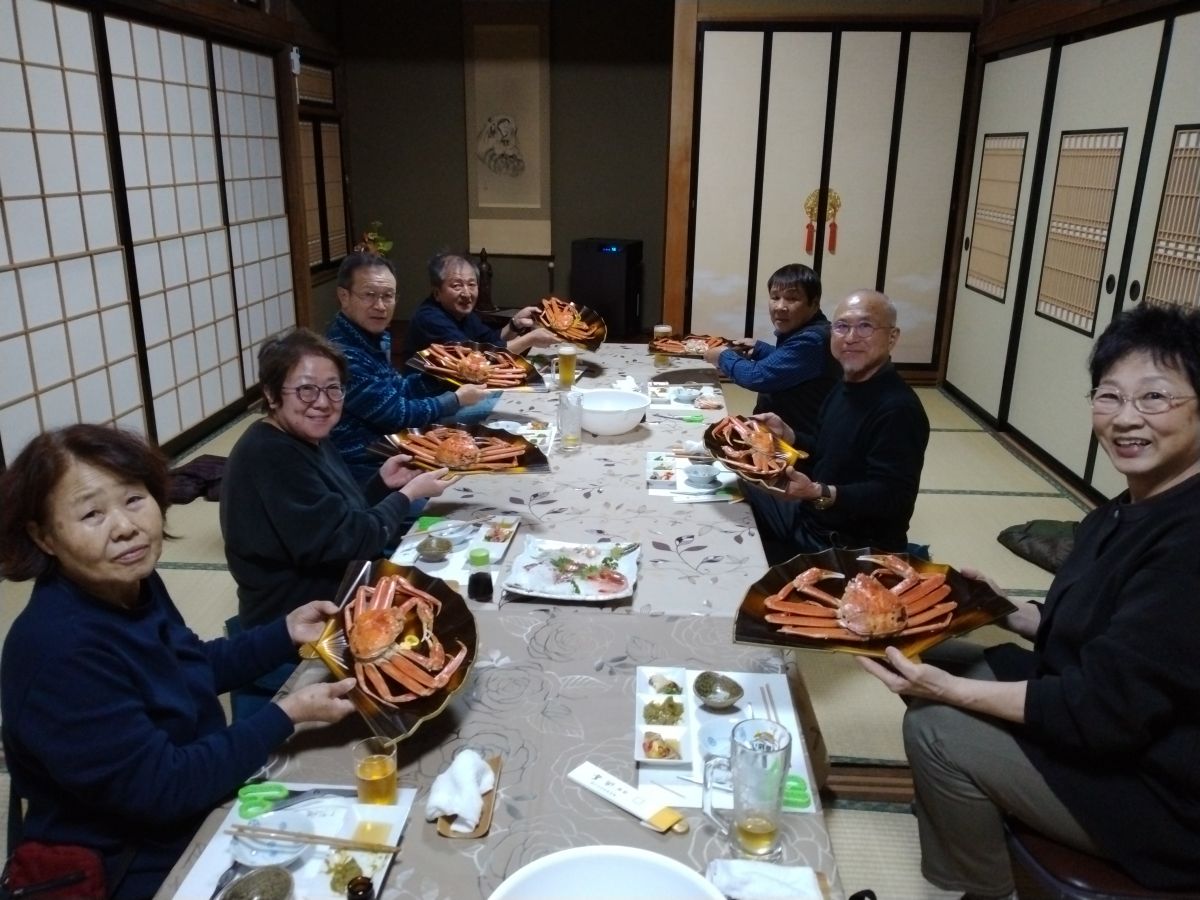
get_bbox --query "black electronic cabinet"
[569,238,642,340]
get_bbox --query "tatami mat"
[827,807,960,899]
[910,493,1077,594]
[922,430,1066,493]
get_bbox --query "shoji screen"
[0,0,144,455]
[105,17,242,443]
[211,43,295,390]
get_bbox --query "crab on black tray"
[312,559,477,741]
[647,333,730,358]
[734,547,1017,659]
[368,423,550,475]
[535,296,607,350]
[702,415,806,493]
[406,340,547,391]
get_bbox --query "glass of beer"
[702,718,791,860]
[653,324,672,367]
[552,343,577,389]
[353,736,398,805]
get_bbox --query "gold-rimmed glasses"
[1086,389,1197,415]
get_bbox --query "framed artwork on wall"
[463,0,551,256]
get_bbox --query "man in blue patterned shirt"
[703,263,840,434]
[326,253,490,486]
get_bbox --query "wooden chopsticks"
[225,824,401,856]
[760,683,780,724]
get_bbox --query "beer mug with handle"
[702,718,790,860]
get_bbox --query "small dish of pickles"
[634,668,691,765]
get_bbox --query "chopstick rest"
[436,756,502,839]
[425,750,498,836]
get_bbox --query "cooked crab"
[763,555,956,641]
[392,426,525,470]
[650,334,728,354]
[344,573,468,706]
[710,416,789,479]
[537,296,602,343]
[421,343,528,387]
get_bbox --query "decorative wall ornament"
[804,188,842,255]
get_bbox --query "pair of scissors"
[237,781,289,818]
[655,413,704,423]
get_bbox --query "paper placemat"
[635,671,816,813]
[390,515,520,585]
[174,783,417,900]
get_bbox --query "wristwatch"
[810,482,835,510]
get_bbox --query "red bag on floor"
[1,841,106,899]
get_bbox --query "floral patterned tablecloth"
[157,347,843,899]
[427,344,761,616]
[158,608,843,900]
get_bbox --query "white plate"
[502,538,640,601]
[229,810,314,867]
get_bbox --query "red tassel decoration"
[827,222,837,255]
[805,222,815,254]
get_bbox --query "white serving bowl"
[488,846,724,900]
[580,390,651,436]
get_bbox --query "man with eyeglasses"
[702,263,840,433]
[326,252,492,486]
[400,253,559,358]
[747,289,930,565]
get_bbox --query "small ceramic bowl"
[416,535,453,562]
[220,865,293,900]
[698,720,733,759]
[685,464,719,486]
[428,520,475,546]
[673,385,702,404]
[693,671,745,710]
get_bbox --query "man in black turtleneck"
[747,289,929,565]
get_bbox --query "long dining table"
[157,344,844,899]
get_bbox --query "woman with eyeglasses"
[220,328,452,715]
[859,303,1200,898]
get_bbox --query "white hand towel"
[424,749,495,833]
[705,859,822,900]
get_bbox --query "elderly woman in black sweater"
[859,303,1200,898]
[221,328,451,714]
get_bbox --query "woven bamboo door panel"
[946,49,1050,420]
[966,133,1028,300]
[1034,130,1126,334]
[1144,127,1200,311]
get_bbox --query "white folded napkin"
[705,859,822,900]
[424,749,495,833]
[612,376,639,391]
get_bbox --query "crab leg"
[778,625,872,641]
[355,661,420,705]
[904,602,957,627]
[900,583,953,616]
[765,612,846,628]
[763,596,838,616]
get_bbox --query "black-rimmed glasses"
[1087,389,1196,415]
[281,383,346,404]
